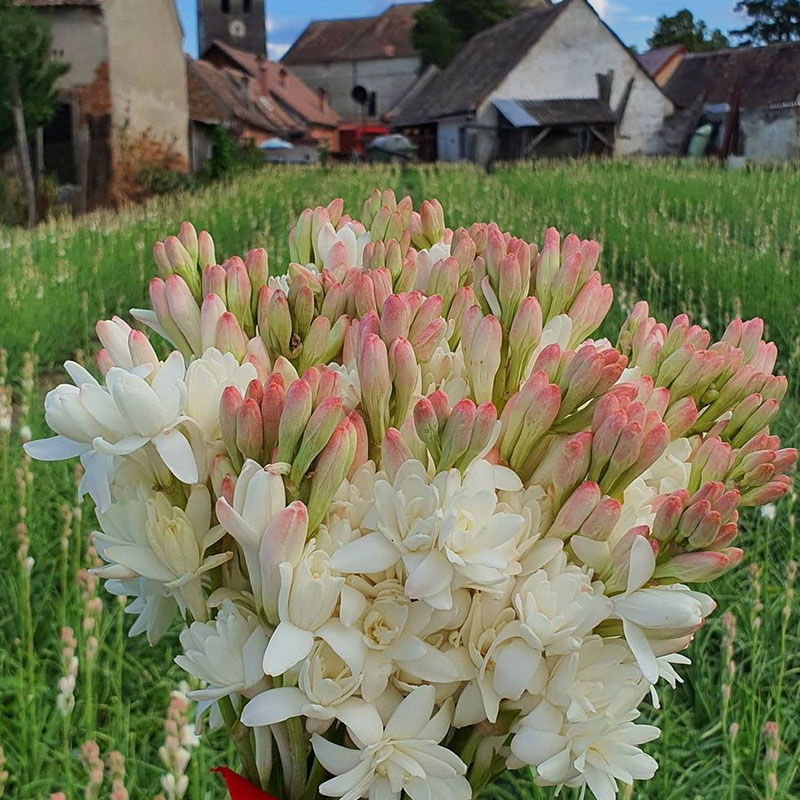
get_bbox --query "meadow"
[0,161,798,799]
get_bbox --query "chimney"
[257,55,269,98]
[318,86,327,111]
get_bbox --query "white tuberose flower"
[611,535,715,683]
[93,484,230,621]
[333,460,525,610]
[176,599,268,701]
[312,685,471,800]
[184,348,257,440]
[24,353,196,510]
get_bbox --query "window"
[243,0,252,11]
[221,0,230,12]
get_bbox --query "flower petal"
[153,429,198,484]
[241,687,306,727]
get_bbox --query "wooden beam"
[525,126,551,158]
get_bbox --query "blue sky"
[176,1,748,60]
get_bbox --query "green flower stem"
[219,695,261,788]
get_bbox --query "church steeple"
[198,0,267,56]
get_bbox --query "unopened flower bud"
[236,398,263,462]
[290,396,344,488]
[165,275,202,354]
[278,378,313,464]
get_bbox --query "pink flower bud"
[654,549,738,583]
[245,336,271,382]
[152,241,172,278]
[236,398,263,462]
[581,496,621,540]
[548,481,601,539]
[261,374,285,460]
[420,200,441,244]
[245,248,269,301]
[216,312,248,361]
[149,277,191,356]
[439,399,476,470]
[382,427,415,482]
[267,289,293,358]
[165,275,202,354]
[414,396,440,460]
[568,273,613,345]
[198,230,216,269]
[220,386,243,467]
[465,314,502,405]
[447,286,478,348]
[411,318,447,363]
[200,293,226,352]
[664,395,699,439]
[389,337,418,427]
[290,396,344,487]
[739,475,792,506]
[178,221,199,264]
[128,330,159,371]
[359,334,391,444]
[460,401,498,468]
[278,378,313,464]
[96,348,113,376]
[308,421,356,531]
[321,282,347,323]
[165,235,201,298]
[259,501,308,623]
[347,410,369,479]
[202,264,227,303]
[381,294,412,342]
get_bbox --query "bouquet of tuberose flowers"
[27,190,795,800]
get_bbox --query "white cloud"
[268,42,290,60]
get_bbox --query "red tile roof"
[281,3,424,65]
[204,40,340,128]
[187,58,301,138]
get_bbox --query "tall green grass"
[0,162,797,798]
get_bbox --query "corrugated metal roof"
[495,98,615,127]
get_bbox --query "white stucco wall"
[44,7,107,90]
[471,0,673,160]
[740,107,800,160]
[288,56,421,120]
[104,0,190,160]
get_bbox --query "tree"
[412,0,516,69]
[0,0,67,226]
[648,9,730,52]
[731,0,800,45]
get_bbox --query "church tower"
[198,0,267,57]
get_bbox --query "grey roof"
[664,41,800,109]
[392,2,568,125]
[494,98,615,127]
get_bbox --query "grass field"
[0,162,798,799]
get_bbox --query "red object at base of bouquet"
[211,767,277,799]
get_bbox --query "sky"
[176,1,748,61]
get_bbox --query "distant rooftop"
[637,45,686,78]
[664,41,800,109]
[281,3,425,65]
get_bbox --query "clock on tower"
[198,0,267,57]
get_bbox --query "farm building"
[15,0,190,210]
[280,4,425,122]
[390,0,673,165]
[651,43,800,161]
[200,41,340,154]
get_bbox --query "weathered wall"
[288,57,421,120]
[104,0,190,161]
[44,7,107,90]
[740,106,800,160]
[458,0,674,163]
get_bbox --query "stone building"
[198,0,267,57]
[201,40,340,153]
[18,0,189,209]
[281,3,424,121]
[647,43,800,161]
[391,0,673,164]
